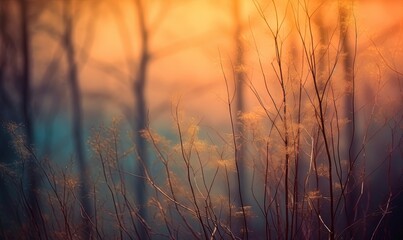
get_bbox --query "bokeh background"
[0,0,402,239]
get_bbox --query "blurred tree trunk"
[133,0,150,238]
[125,1,212,236]
[0,0,18,228]
[19,0,42,230]
[232,0,249,237]
[338,1,359,237]
[233,0,246,172]
[62,1,93,238]
[314,7,329,240]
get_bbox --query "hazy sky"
[31,0,403,127]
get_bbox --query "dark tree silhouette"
[131,0,151,238]
[0,0,19,229]
[18,1,44,234]
[62,0,93,237]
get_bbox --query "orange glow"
[1,1,403,238]
[63,0,401,126]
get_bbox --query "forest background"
[0,0,402,239]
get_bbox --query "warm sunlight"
[1,0,402,239]
[75,0,403,124]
